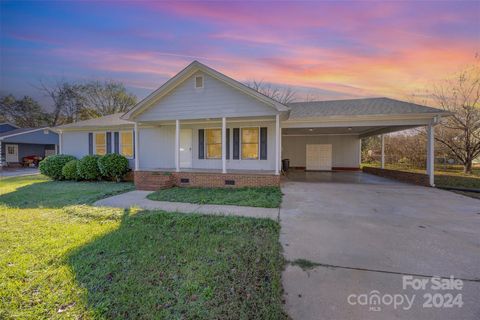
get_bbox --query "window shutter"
[106,132,112,153]
[260,127,267,160]
[226,128,230,160]
[114,132,119,154]
[88,133,93,155]
[198,129,204,159]
[233,128,240,160]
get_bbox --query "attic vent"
[225,179,235,186]
[195,75,203,89]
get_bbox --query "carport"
[282,98,451,186]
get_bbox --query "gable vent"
[195,75,204,89]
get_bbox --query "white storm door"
[306,144,332,171]
[6,144,19,163]
[180,129,192,168]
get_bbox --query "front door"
[180,129,192,168]
[306,144,332,171]
[5,144,19,163]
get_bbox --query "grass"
[147,186,283,208]
[363,163,480,190]
[0,175,287,319]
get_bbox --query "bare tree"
[37,80,87,126]
[0,95,50,127]
[246,80,296,104]
[432,64,480,173]
[38,79,137,125]
[79,80,137,116]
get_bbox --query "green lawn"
[147,186,283,208]
[0,175,286,319]
[363,163,480,189]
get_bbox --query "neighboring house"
[56,61,449,189]
[0,123,59,167]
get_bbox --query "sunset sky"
[1,1,479,107]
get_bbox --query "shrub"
[77,155,102,180]
[62,160,80,181]
[98,153,129,182]
[39,154,76,180]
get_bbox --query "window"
[195,75,203,89]
[120,131,134,158]
[7,145,15,154]
[94,132,106,155]
[205,128,221,159]
[241,127,259,160]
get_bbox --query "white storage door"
[306,144,332,171]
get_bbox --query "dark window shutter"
[198,129,204,159]
[114,132,119,154]
[106,132,112,153]
[226,128,230,160]
[260,127,267,160]
[233,128,240,160]
[88,132,93,155]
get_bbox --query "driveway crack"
[289,259,480,283]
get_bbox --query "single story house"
[0,123,59,167]
[56,61,449,189]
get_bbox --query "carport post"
[0,141,2,167]
[381,134,385,169]
[427,124,435,187]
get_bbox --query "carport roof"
[286,97,448,119]
[0,127,48,138]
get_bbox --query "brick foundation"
[134,171,175,191]
[362,166,430,186]
[134,170,280,190]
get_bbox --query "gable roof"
[0,127,54,139]
[55,113,134,130]
[122,60,289,120]
[286,97,449,119]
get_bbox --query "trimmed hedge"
[39,154,76,180]
[98,153,129,182]
[62,160,80,181]
[77,155,102,180]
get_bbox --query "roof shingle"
[286,97,446,119]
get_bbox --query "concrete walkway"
[94,190,279,220]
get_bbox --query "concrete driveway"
[0,167,39,179]
[280,174,480,320]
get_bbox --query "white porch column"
[0,141,3,167]
[427,124,435,187]
[59,131,63,155]
[222,117,227,174]
[275,114,280,175]
[175,120,180,172]
[380,134,385,169]
[134,124,139,170]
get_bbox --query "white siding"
[136,71,278,121]
[282,135,360,168]
[62,131,89,159]
[61,130,136,168]
[138,126,175,169]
